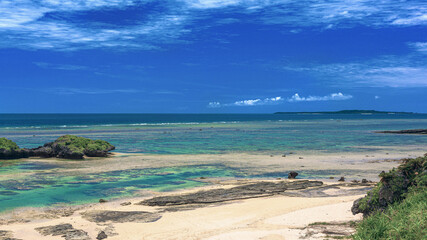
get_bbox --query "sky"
[0,0,426,113]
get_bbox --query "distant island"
[274,110,415,114]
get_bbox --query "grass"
[354,188,426,240]
[353,154,427,240]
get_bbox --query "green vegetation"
[53,135,115,157]
[354,189,426,239]
[0,135,115,159]
[0,138,20,151]
[353,154,427,239]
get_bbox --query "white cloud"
[208,101,221,108]
[231,96,283,106]
[208,94,352,107]
[287,92,353,102]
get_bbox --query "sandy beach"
[0,180,365,240]
[1,150,424,240]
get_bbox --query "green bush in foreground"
[353,155,426,216]
[354,188,427,240]
[353,154,427,239]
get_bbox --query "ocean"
[0,113,426,212]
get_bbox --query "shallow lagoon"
[0,114,426,212]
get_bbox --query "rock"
[99,199,108,203]
[288,171,298,179]
[351,197,363,215]
[35,224,73,236]
[120,202,132,206]
[1,135,115,160]
[282,154,286,157]
[35,224,90,240]
[81,211,161,223]
[375,129,427,134]
[138,180,323,206]
[299,157,303,159]
[329,177,335,179]
[0,230,22,240]
[338,177,345,182]
[361,179,368,184]
[0,138,29,160]
[96,231,108,240]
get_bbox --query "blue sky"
[0,0,426,113]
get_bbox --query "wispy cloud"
[34,62,88,71]
[46,88,143,95]
[208,93,352,107]
[0,0,426,50]
[282,54,427,88]
[409,42,427,54]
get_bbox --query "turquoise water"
[0,162,239,212]
[1,114,427,154]
[0,114,426,212]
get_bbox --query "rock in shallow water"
[288,171,298,179]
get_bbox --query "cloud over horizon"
[208,93,352,107]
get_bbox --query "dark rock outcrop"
[0,230,22,240]
[0,138,29,160]
[375,129,427,134]
[81,211,161,223]
[96,231,108,240]
[35,224,90,240]
[288,171,298,179]
[0,135,115,160]
[138,180,323,206]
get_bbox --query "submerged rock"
[338,177,345,182]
